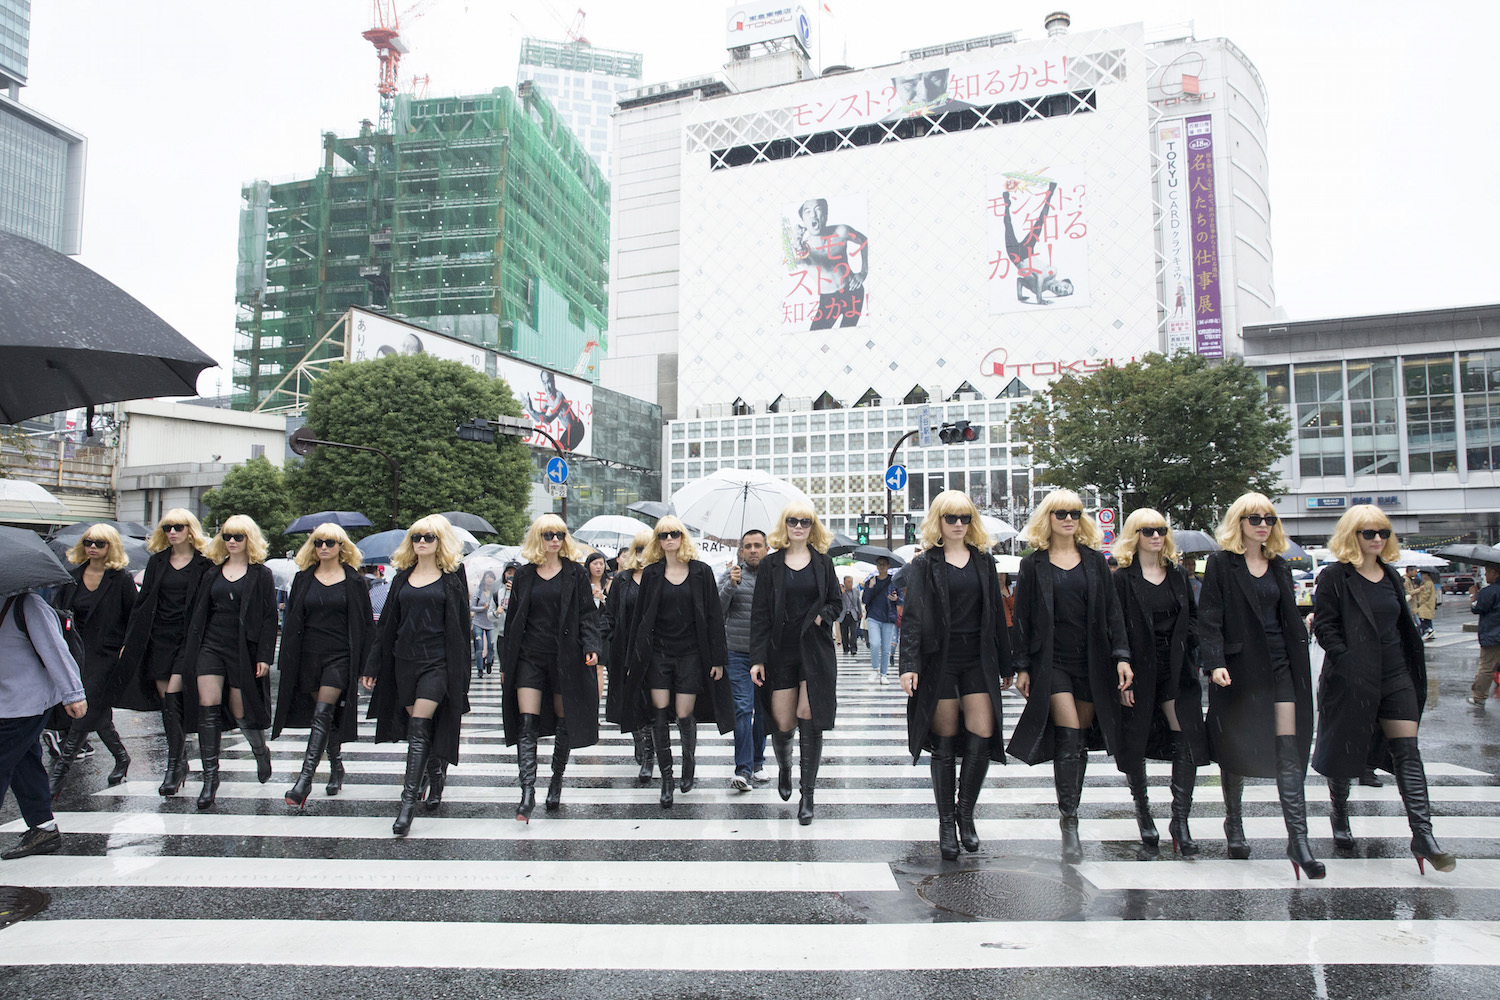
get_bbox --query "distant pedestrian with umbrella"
[470,569,500,677]
[48,524,139,798]
[605,529,655,784]
[750,501,843,824]
[585,551,609,699]
[275,523,374,810]
[1403,565,1437,640]
[1467,564,1500,705]
[861,556,903,685]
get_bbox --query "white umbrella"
[574,514,651,554]
[980,513,1017,544]
[0,479,70,520]
[893,543,922,562]
[452,525,481,555]
[1393,549,1449,569]
[264,558,297,590]
[670,468,812,545]
[994,553,1023,574]
[462,555,509,592]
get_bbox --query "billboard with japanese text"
[780,194,870,331]
[986,167,1090,314]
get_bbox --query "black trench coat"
[500,559,602,750]
[621,559,734,734]
[117,549,214,712]
[1111,561,1209,770]
[602,570,642,727]
[178,562,279,731]
[1197,550,1314,778]
[747,548,843,732]
[55,566,138,724]
[363,568,472,763]
[899,544,1013,763]
[1310,560,1426,780]
[272,565,375,743]
[1006,547,1131,765]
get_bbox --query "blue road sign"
[546,457,569,484]
[885,464,908,492]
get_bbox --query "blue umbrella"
[286,510,373,534]
[355,528,408,566]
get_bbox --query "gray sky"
[24,1,1500,396]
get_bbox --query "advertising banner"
[1156,120,1195,354]
[1185,114,1224,358]
[986,166,1090,314]
[780,193,870,332]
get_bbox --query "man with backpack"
[0,588,87,860]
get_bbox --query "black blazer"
[622,558,733,732]
[500,559,601,749]
[272,564,375,741]
[1111,561,1208,768]
[601,570,641,727]
[117,549,214,711]
[55,566,138,710]
[178,562,279,730]
[748,547,843,731]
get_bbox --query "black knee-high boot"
[1125,759,1159,851]
[633,727,654,784]
[196,707,222,810]
[1221,769,1249,859]
[652,707,674,808]
[796,719,822,825]
[546,716,570,811]
[159,692,187,796]
[424,752,447,811]
[285,701,335,808]
[393,716,433,836]
[325,732,346,796]
[677,714,698,793]
[1388,736,1456,873]
[48,725,87,800]
[236,717,272,783]
[1168,731,1199,857]
[1053,727,1086,863]
[772,728,794,802]
[930,734,959,860]
[1276,734,1324,879]
[96,716,131,787]
[956,731,990,854]
[516,713,539,822]
[1327,775,1354,850]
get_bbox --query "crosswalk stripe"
[1076,858,1499,891]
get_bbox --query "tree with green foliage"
[288,354,533,543]
[1011,352,1292,530]
[202,454,295,554]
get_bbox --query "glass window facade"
[1404,355,1457,473]
[1294,362,1346,478]
[1461,350,1500,472]
[1347,359,1399,475]
[0,106,70,251]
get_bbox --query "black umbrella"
[628,500,674,520]
[0,526,76,598]
[355,528,408,566]
[286,510,373,534]
[1433,543,1500,567]
[47,535,151,574]
[1173,530,1221,555]
[828,543,906,566]
[53,519,151,540]
[440,511,498,535]
[0,229,217,423]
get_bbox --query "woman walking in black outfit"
[48,524,139,797]
[179,516,279,810]
[750,502,842,824]
[1199,493,1322,878]
[361,515,472,836]
[1110,509,1208,856]
[275,523,375,809]
[499,514,600,821]
[624,516,733,809]
[899,490,1012,859]
[119,511,214,797]
[1008,489,1132,863]
[1312,505,1455,873]
[604,529,654,784]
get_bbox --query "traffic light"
[856,520,870,545]
[939,420,978,445]
[904,521,918,546]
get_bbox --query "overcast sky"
[24,0,1500,396]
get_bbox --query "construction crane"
[362,1,441,132]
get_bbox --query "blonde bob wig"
[1112,508,1180,568]
[67,523,130,570]
[145,509,208,555]
[620,528,654,572]
[293,522,364,571]
[1215,492,1289,557]
[392,514,464,572]
[518,513,582,565]
[642,515,700,564]
[767,499,832,553]
[205,514,269,564]
[1021,488,1102,550]
[1327,504,1400,565]
[919,490,992,551]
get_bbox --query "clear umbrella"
[0,480,70,521]
[670,469,812,546]
[1392,549,1449,569]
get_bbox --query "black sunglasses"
[784,517,813,529]
[1053,509,1083,521]
[82,538,108,548]
[1137,526,1168,537]
[162,523,188,533]
[941,514,973,525]
[657,530,683,540]
[1242,514,1278,527]
[312,538,341,548]
[541,531,568,541]
[221,533,247,543]
[1359,528,1392,540]
[410,532,438,543]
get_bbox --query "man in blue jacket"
[1466,565,1500,706]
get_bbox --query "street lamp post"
[457,415,570,522]
[288,426,402,528]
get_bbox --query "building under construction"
[233,82,609,412]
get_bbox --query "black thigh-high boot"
[196,707,222,810]
[1276,734,1324,879]
[1168,732,1199,857]
[956,731,990,854]
[516,713,540,821]
[236,716,272,783]
[796,718,823,825]
[1389,736,1457,873]
[393,716,433,836]
[1053,727,1086,863]
[652,707,675,808]
[285,701,335,809]
[1221,769,1250,859]
[159,692,187,796]
[677,714,698,793]
[546,716,571,811]
[48,725,87,800]
[1327,775,1354,850]
[96,715,131,787]
[930,734,959,860]
[1125,758,1159,852]
[633,727,654,784]
[772,728,794,802]
[325,732,346,796]
[424,752,447,812]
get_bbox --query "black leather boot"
[772,728,794,802]
[930,734,959,860]
[285,701,334,809]
[196,707,222,810]
[96,716,131,787]
[633,727,654,784]
[236,717,272,783]
[1168,732,1199,857]
[1276,734,1325,879]
[956,730,989,854]
[393,717,433,837]
[797,719,822,825]
[1125,759,1159,852]
[159,692,187,796]
[1327,776,1354,850]
[325,733,346,796]
[677,714,698,793]
[1221,769,1250,859]
[1388,736,1456,873]
[1053,727,1086,863]
[546,716,571,811]
[48,726,86,800]
[516,713,539,822]
[652,707,674,808]
[424,753,447,812]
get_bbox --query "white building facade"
[516,37,643,181]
